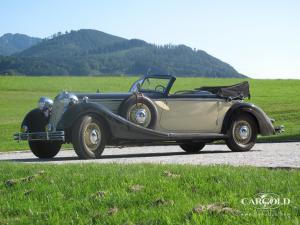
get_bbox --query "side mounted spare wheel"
[23,109,61,159]
[225,113,258,152]
[119,94,158,129]
[72,115,107,159]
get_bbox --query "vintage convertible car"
[14,75,283,159]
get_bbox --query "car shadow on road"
[1,149,256,163]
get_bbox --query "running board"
[165,133,227,140]
[111,133,227,146]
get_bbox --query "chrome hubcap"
[135,109,147,124]
[233,120,252,146]
[127,103,151,127]
[89,129,99,144]
[83,122,101,152]
[239,126,249,140]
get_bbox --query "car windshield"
[130,77,171,94]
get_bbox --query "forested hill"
[0,29,245,77]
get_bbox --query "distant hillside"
[0,29,245,77]
[0,33,41,56]
[18,29,126,58]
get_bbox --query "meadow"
[0,163,299,225]
[0,76,299,151]
[0,76,299,225]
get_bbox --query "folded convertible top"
[196,81,250,99]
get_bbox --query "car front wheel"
[179,142,205,153]
[226,114,258,152]
[72,115,107,159]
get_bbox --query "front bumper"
[13,131,65,142]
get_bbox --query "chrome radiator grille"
[49,100,65,131]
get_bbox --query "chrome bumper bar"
[13,131,65,142]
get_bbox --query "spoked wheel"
[179,142,206,153]
[72,115,107,159]
[226,114,258,152]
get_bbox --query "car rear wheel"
[179,142,205,153]
[29,141,61,159]
[226,114,258,152]
[72,115,107,159]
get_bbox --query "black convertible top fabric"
[196,81,250,99]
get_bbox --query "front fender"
[221,102,275,136]
[57,102,116,131]
[22,108,49,132]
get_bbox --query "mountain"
[0,29,245,77]
[0,33,41,56]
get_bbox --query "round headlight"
[67,93,79,105]
[38,97,53,111]
[56,91,79,107]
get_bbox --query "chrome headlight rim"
[65,93,79,106]
[56,91,79,108]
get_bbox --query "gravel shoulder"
[0,142,299,168]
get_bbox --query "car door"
[158,96,220,133]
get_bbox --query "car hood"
[74,92,132,100]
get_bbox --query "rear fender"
[221,102,275,136]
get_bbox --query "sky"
[1,0,299,79]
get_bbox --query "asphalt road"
[1,142,299,168]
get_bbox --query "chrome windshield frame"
[129,75,176,97]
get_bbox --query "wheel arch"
[221,103,275,136]
[57,103,113,143]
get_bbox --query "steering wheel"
[155,85,166,93]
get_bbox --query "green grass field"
[0,76,299,151]
[0,163,299,225]
[0,77,299,225]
